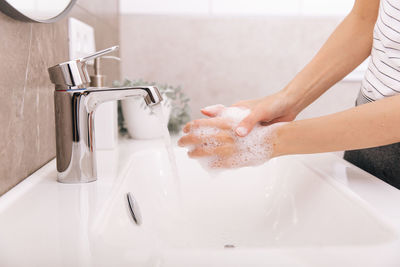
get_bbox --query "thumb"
[235,112,262,137]
[201,104,225,117]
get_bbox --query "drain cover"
[224,244,235,248]
[126,192,142,226]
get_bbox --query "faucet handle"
[80,45,119,63]
[48,45,119,90]
[90,55,121,88]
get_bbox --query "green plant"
[113,79,191,134]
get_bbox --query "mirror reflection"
[5,0,72,20]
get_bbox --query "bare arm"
[178,95,400,168]
[273,95,400,157]
[203,0,381,136]
[284,0,380,113]
[178,0,388,168]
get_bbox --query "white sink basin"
[1,139,400,266]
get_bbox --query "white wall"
[120,0,354,16]
[119,0,366,80]
[120,0,364,123]
[121,15,361,121]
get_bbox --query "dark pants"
[343,91,400,190]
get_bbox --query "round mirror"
[0,0,76,23]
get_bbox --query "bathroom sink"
[1,139,400,266]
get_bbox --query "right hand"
[201,91,300,137]
[178,114,281,168]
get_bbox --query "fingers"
[178,129,235,159]
[188,145,234,158]
[201,104,225,117]
[235,112,263,137]
[177,134,202,146]
[183,117,232,133]
[178,132,234,147]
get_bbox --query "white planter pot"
[121,97,171,139]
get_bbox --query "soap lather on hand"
[178,105,283,169]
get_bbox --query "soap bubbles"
[186,107,283,170]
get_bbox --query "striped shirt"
[361,0,400,102]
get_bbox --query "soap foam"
[219,107,251,124]
[187,107,283,171]
[188,126,222,155]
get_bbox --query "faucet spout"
[85,86,163,112]
[54,86,162,183]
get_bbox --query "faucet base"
[57,177,97,184]
[53,86,162,184]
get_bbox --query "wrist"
[281,78,316,115]
[280,86,304,115]
[270,122,290,158]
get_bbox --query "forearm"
[283,1,379,113]
[273,95,400,157]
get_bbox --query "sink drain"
[126,192,142,226]
[224,244,235,249]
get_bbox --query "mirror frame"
[0,0,76,23]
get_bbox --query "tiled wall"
[0,0,120,196]
[121,15,360,120]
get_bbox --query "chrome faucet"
[48,46,162,183]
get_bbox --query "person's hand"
[178,116,280,169]
[201,91,299,137]
[178,117,236,168]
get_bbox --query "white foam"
[187,107,284,171]
[220,107,250,125]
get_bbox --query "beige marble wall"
[121,15,360,121]
[0,0,120,196]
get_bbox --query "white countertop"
[1,138,400,267]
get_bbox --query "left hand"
[178,117,237,168]
[178,116,277,168]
